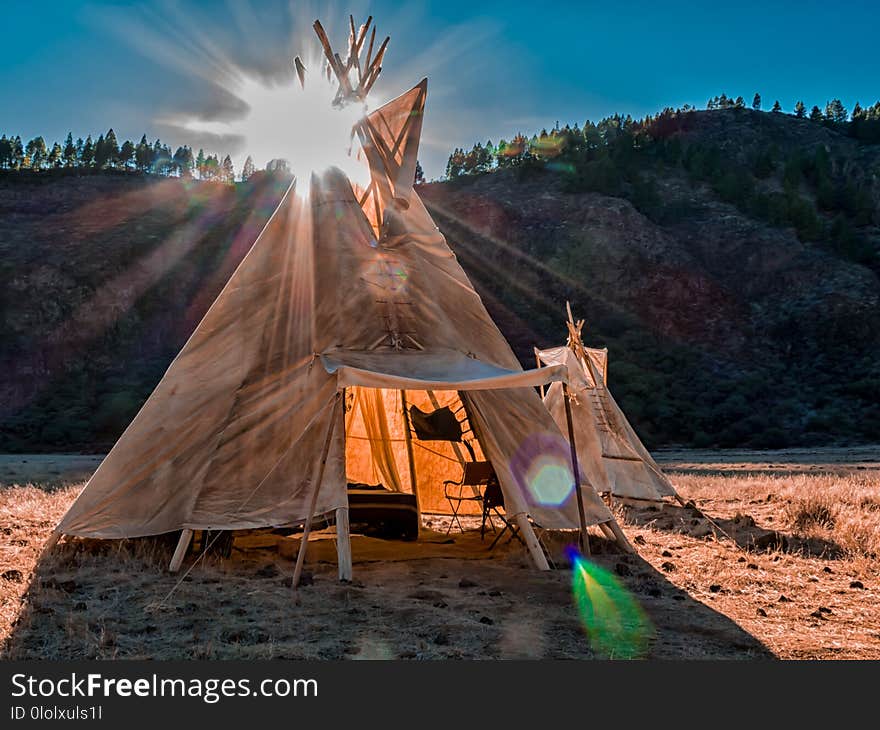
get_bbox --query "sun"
[173,53,369,192]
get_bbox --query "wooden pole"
[294,56,306,89]
[313,20,346,80]
[399,390,421,535]
[336,387,352,581]
[363,26,377,82]
[292,393,342,600]
[515,514,550,570]
[335,507,352,581]
[562,382,590,556]
[535,352,545,399]
[168,528,194,573]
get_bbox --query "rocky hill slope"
[1,109,878,450]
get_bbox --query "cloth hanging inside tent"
[408,405,463,442]
[353,387,404,492]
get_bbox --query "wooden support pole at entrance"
[292,393,342,601]
[515,514,550,570]
[562,382,590,556]
[168,529,194,573]
[336,507,352,581]
[400,390,421,535]
[336,387,352,581]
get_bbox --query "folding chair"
[482,479,525,549]
[443,460,497,536]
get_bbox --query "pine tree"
[173,146,194,178]
[734,96,745,109]
[25,136,48,169]
[48,142,63,168]
[794,101,806,118]
[135,135,151,172]
[104,129,119,167]
[79,136,94,167]
[94,134,107,168]
[852,101,864,120]
[241,155,255,181]
[119,140,136,169]
[153,141,173,175]
[12,136,24,169]
[771,100,782,113]
[809,105,823,122]
[199,153,216,180]
[445,148,465,179]
[182,146,195,177]
[221,154,234,182]
[63,133,77,167]
[0,135,10,169]
[752,93,761,111]
[196,148,206,179]
[825,99,847,123]
[414,159,424,185]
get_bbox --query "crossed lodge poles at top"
[295,16,390,106]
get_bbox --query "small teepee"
[535,306,679,503]
[49,18,633,583]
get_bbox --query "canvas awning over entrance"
[321,349,567,391]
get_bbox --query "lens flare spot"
[510,432,574,506]
[529,460,572,506]
[569,548,653,658]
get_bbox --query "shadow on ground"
[2,525,774,660]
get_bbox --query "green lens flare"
[570,551,653,658]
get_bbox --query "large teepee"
[535,308,679,503]
[50,18,632,581]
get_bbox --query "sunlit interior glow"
[169,52,370,194]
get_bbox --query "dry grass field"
[1,451,878,660]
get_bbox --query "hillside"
[1,108,879,451]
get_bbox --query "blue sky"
[2,0,878,178]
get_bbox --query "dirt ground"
[1,450,878,660]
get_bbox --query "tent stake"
[168,529,193,573]
[562,382,590,555]
[400,390,421,536]
[292,393,342,601]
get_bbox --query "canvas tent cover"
[58,80,615,541]
[536,345,677,502]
